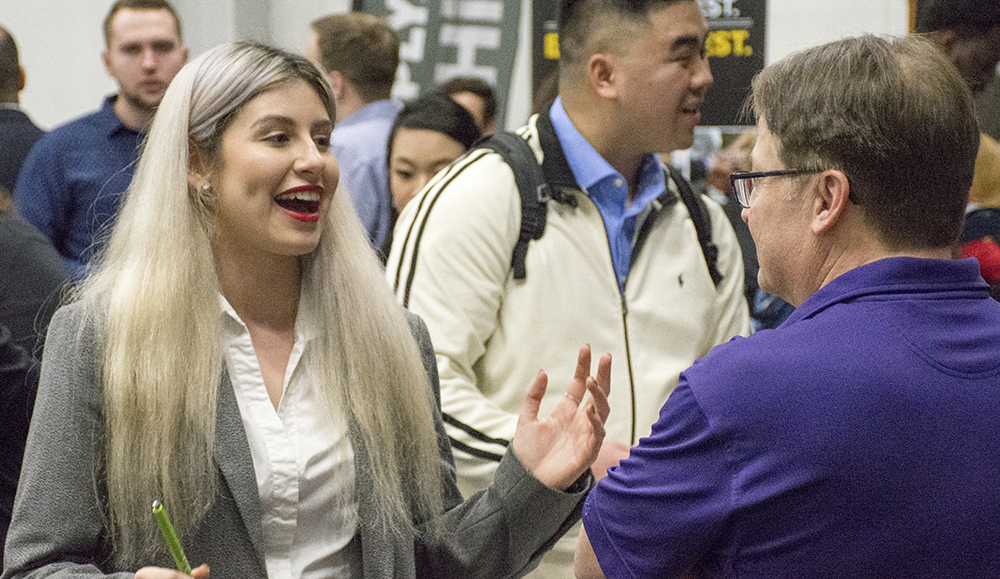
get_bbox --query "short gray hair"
[750,34,979,250]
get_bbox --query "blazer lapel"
[214,370,265,557]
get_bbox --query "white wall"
[4,0,350,130]
[765,0,909,65]
[3,0,908,131]
[5,0,117,129]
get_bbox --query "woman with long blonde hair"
[3,42,610,579]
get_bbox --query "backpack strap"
[476,132,723,287]
[474,131,550,280]
[666,165,724,288]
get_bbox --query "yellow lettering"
[706,30,732,58]
[731,29,751,56]
[707,29,754,58]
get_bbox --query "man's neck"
[113,95,154,131]
[335,91,371,124]
[802,227,953,307]
[561,95,646,195]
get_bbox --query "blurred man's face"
[611,1,713,155]
[102,8,187,113]
[948,26,1000,94]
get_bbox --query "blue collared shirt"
[549,97,666,292]
[14,95,144,278]
[330,99,400,250]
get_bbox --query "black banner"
[532,0,560,115]
[361,0,523,124]
[700,0,766,126]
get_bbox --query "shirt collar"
[549,97,666,207]
[549,97,616,190]
[785,257,989,326]
[100,94,144,139]
[219,284,319,344]
[337,99,400,128]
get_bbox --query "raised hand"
[511,345,612,490]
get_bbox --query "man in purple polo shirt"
[576,34,1000,578]
[14,0,187,278]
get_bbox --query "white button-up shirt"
[221,294,360,579]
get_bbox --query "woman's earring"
[201,182,212,193]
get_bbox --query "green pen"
[152,500,192,575]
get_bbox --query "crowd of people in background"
[2,0,1000,577]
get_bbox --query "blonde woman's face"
[208,80,339,261]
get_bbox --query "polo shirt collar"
[786,257,989,326]
[100,94,144,139]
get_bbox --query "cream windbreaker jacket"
[387,112,751,500]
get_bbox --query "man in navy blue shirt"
[14,0,187,278]
[576,34,1000,579]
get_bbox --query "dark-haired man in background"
[439,76,497,136]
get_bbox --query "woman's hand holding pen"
[136,564,209,578]
[511,345,612,491]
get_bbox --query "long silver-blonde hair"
[76,41,445,563]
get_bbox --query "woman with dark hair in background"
[380,92,481,258]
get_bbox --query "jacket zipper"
[597,204,638,447]
[620,291,637,445]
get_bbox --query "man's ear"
[811,170,851,234]
[587,53,618,100]
[101,49,113,78]
[17,66,25,92]
[327,70,345,100]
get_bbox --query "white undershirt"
[220,294,361,579]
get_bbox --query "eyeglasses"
[729,169,824,208]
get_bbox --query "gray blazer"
[3,303,590,578]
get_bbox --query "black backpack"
[478,130,723,286]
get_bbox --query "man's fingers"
[520,370,548,423]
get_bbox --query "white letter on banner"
[440,0,503,21]
[434,24,500,84]
[399,26,426,62]
[386,0,428,30]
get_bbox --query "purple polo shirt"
[584,256,1000,578]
